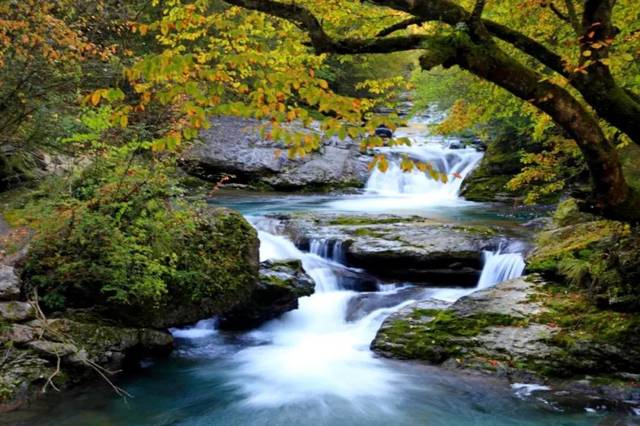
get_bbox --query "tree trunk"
[424,37,640,221]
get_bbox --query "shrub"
[18,158,259,326]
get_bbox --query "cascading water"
[220,116,524,406]
[228,214,526,407]
[329,116,483,212]
[477,250,526,289]
[230,224,408,407]
[13,112,608,426]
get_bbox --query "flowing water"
[6,116,626,425]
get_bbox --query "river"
[5,117,617,425]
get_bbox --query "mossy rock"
[217,259,315,330]
[460,127,539,202]
[23,207,260,329]
[528,200,640,311]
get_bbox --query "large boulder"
[217,259,315,330]
[183,116,371,190]
[22,207,261,329]
[372,275,640,381]
[274,213,510,285]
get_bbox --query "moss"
[378,309,523,362]
[352,228,385,237]
[529,220,629,267]
[460,126,538,202]
[528,204,640,310]
[326,215,423,226]
[260,274,291,288]
[530,284,640,374]
[461,175,517,202]
[553,198,596,227]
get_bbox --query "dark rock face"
[274,213,509,286]
[0,255,174,412]
[332,266,379,292]
[183,116,371,190]
[461,127,540,202]
[217,260,315,330]
[0,316,173,413]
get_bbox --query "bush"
[18,158,259,327]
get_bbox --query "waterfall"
[310,239,346,264]
[364,144,482,200]
[328,116,483,212]
[428,244,525,302]
[476,249,526,289]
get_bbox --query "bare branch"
[377,17,425,37]
[471,0,486,22]
[548,3,570,23]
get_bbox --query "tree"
[217,0,640,221]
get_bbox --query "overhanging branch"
[223,0,431,54]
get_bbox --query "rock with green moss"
[371,277,555,368]
[0,302,35,322]
[460,127,538,202]
[274,213,511,285]
[140,207,260,328]
[23,207,260,329]
[527,199,639,311]
[372,275,640,383]
[218,259,315,330]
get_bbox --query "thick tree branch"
[227,0,640,146]
[377,17,425,37]
[564,0,582,33]
[549,3,570,23]
[223,0,430,53]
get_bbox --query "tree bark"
[427,36,640,220]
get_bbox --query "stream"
[5,117,620,425]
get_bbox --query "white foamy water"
[329,116,483,212]
[231,225,409,406]
[477,249,526,289]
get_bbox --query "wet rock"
[346,287,439,322]
[0,265,20,301]
[183,116,371,190]
[0,301,35,322]
[0,324,35,344]
[217,259,315,330]
[275,213,509,285]
[332,266,379,292]
[371,276,559,364]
